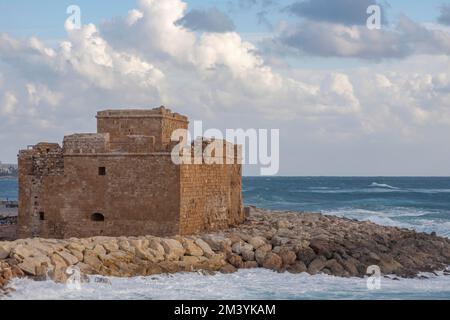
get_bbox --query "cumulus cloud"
[286,0,386,26]
[0,0,450,174]
[176,7,235,33]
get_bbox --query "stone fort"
[17,106,244,239]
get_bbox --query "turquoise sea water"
[2,177,450,299]
[243,176,450,238]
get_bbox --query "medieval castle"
[17,106,244,239]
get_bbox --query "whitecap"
[369,182,399,189]
[4,269,450,300]
[321,207,450,238]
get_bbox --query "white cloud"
[1,92,18,115]
[26,83,62,107]
[0,0,449,174]
[126,9,144,26]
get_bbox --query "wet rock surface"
[1,207,450,295]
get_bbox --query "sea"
[1,176,450,300]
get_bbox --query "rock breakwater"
[1,207,450,295]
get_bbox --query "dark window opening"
[98,167,106,176]
[39,212,45,221]
[91,213,105,222]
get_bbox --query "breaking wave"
[369,182,399,189]
[4,269,450,300]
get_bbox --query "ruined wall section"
[17,143,64,238]
[63,134,110,154]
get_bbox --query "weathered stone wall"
[96,107,188,152]
[26,154,180,239]
[63,134,110,154]
[17,143,64,239]
[179,141,244,235]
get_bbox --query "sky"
[1,0,450,176]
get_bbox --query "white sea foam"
[322,207,450,238]
[369,182,399,189]
[4,269,450,300]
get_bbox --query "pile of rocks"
[0,216,17,226]
[1,207,450,294]
[0,235,227,293]
[218,207,450,277]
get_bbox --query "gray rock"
[308,256,327,275]
[287,261,307,274]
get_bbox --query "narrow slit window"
[98,167,106,176]
[39,212,45,221]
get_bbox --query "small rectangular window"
[39,212,45,221]
[99,167,106,176]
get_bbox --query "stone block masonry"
[17,106,244,239]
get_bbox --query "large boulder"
[255,244,272,265]
[83,250,102,271]
[147,239,165,262]
[11,245,36,260]
[249,236,267,249]
[180,256,202,270]
[160,239,185,261]
[0,245,10,260]
[241,248,255,262]
[232,241,254,255]
[50,253,68,270]
[262,252,282,271]
[17,254,51,276]
[118,240,135,254]
[181,238,204,257]
[102,241,119,253]
[201,235,232,253]
[308,256,327,275]
[135,247,156,261]
[325,259,345,276]
[194,238,214,257]
[341,257,359,276]
[57,250,79,266]
[287,261,308,274]
[67,242,85,253]
[220,263,237,274]
[309,239,333,259]
[297,247,316,265]
[278,247,297,266]
[228,254,244,268]
[206,253,226,270]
